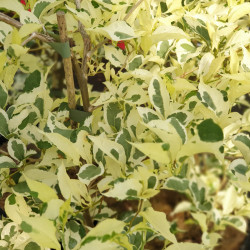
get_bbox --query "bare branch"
[0,12,22,28]
[56,11,76,111]
[74,0,91,111]
[0,12,55,43]
[72,53,90,112]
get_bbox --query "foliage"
[0,0,250,249]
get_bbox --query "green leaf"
[21,221,32,233]
[104,102,123,132]
[78,164,104,185]
[128,56,143,71]
[116,128,132,162]
[147,176,157,189]
[196,26,211,45]
[7,138,26,161]
[197,119,223,142]
[104,179,142,200]
[165,177,189,192]
[169,117,187,144]
[24,242,41,250]
[157,40,170,58]
[114,31,133,39]
[229,159,249,182]
[33,1,50,18]
[148,77,170,118]
[233,133,250,163]
[69,109,91,124]
[137,107,159,123]
[23,70,41,93]
[0,109,9,138]
[48,42,71,58]
[0,82,8,108]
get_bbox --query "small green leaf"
[116,129,132,161]
[165,177,189,192]
[7,138,26,162]
[69,109,91,124]
[48,42,71,58]
[24,242,41,250]
[0,83,8,108]
[114,31,133,39]
[0,109,9,138]
[157,41,169,58]
[78,164,103,185]
[128,56,143,71]
[105,102,123,132]
[197,119,223,142]
[147,176,157,189]
[169,117,187,144]
[21,221,32,233]
[33,1,50,18]
[23,70,41,93]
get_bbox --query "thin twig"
[0,12,22,28]
[22,32,36,46]
[0,149,9,156]
[0,12,55,43]
[72,53,90,111]
[87,39,108,59]
[124,0,144,21]
[56,11,76,111]
[128,199,143,231]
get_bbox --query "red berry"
[117,41,125,50]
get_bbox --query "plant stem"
[56,11,76,111]
[128,199,143,231]
[72,53,90,112]
[74,0,91,111]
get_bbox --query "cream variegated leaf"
[20,215,60,250]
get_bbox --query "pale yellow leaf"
[24,174,58,202]
[20,215,60,250]
[140,207,177,243]
[0,0,24,14]
[151,25,188,44]
[5,194,31,224]
[130,142,171,164]
[19,23,42,38]
[228,3,250,23]
[43,132,80,165]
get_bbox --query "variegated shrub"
[0,0,250,249]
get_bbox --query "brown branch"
[0,12,55,43]
[0,12,22,28]
[74,0,91,111]
[72,53,90,111]
[56,11,76,111]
